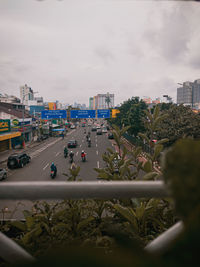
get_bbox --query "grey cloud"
[143,3,195,63]
[95,46,115,65]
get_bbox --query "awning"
[0,132,21,141]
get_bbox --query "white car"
[102,127,107,133]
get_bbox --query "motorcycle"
[64,151,68,158]
[69,157,74,163]
[88,141,91,147]
[81,155,86,162]
[50,170,56,179]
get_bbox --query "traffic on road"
[3,119,115,182]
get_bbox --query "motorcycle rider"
[81,150,86,161]
[88,137,91,147]
[50,162,57,177]
[64,147,68,157]
[69,151,74,162]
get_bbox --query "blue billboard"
[70,110,96,119]
[97,109,110,118]
[41,110,67,119]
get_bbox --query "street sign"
[41,110,67,119]
[112,109,120,118]
[70,110,96,119]
[97,109,110,118]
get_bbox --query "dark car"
[67,140,77,148]
[97,129,102,135]
[92,127,97,131]
[7,153,31,169]
[108,133,114,139]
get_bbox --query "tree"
[105,94,111,109]
[110,97,148,137]
[156,104,200,147]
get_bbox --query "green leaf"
[155,138,169,145]
[143,160,152,173]
[26,217,35,230]
[153,144,163,161]
[138,133,149,144]
[153,105,160,119]
[11,221,26,231]
[77,216,94,232]
[23,210,32,219]
[113,204,138,231]
[142,172,159,180]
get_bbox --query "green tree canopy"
[110,97,148,137]
[156,104,200,147]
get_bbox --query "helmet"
[71,151,73,153]
[82,150,84,153]
[52,162,54,165]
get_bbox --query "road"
[5,125,113,182]
[0,123,115,219]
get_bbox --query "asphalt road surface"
[0,123,115,219]
[5,125,113,182]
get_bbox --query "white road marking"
[56,152,60,157]
[96,143,97,147]
[63,145,65,148]
[43,163,49,170]
[82,140,84,143]
[76,151,79,156]
[96,150,98,155]
[97,161,100,168]
[80,144,82,147]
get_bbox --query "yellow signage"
[48,102,56,110]
[0,120,10,133]
[112,109,120,118]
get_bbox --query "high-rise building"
[177,79,200,109]
[20,84,34,105]
[89,93,114,109]
[89,97,94,109]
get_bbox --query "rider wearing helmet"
[50,162,57,175]
[69,151,74,159]
[81,150,86,159]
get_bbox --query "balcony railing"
[0,181,183,264]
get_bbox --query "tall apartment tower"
[89,93,114,109]
[20,84,34,105]
[177,79,200,109]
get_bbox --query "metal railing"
[0,181,168,199]
[0,181,183,264]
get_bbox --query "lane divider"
[43,163,49,171]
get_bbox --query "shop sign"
[12,119,19,126]
[0,119,11,133]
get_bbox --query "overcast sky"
[0,0,200,106]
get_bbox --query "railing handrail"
[0,181,168,199]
